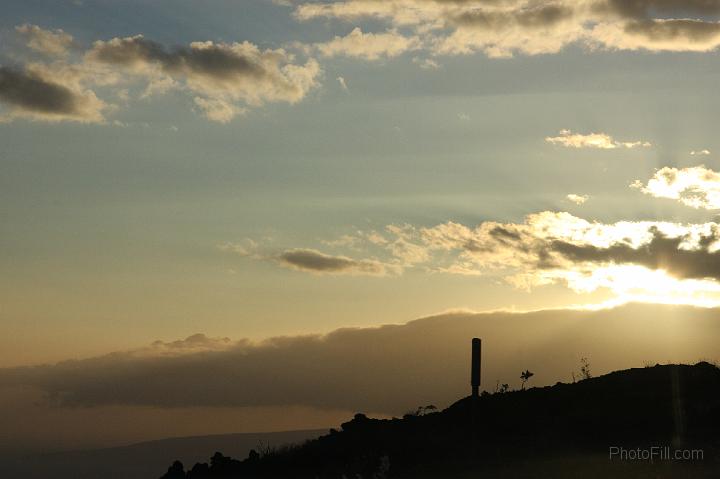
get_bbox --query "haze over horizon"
[4,0,720,457]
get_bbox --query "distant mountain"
[161,363,720,478]
[0,429,326,479]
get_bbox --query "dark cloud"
[623,18,720,42]
[88,36,269,83]
[548,227,720,281]
[598,0,720,19]
[278,249,390,275]
[1,304,719,414]
[86,36,320,120]
[453,4,574,29]
[0,66,104,122]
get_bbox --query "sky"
[3,0,720,452]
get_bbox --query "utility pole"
[471,338,481,397]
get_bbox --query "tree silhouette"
[580,357,592,380]
[159,460,184,479]
[520,370,534,390]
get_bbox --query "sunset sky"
[3,0,720,453]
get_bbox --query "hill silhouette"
[0,430,326,479]
[162,362,720,479]
[160,362,720,478]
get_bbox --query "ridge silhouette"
[160,362,720,478]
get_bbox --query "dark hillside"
[161,363,720,478]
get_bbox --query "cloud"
[0,65,106,123]
[264,210,720,305]
[691,149,711,156]
[2,303,719,414]
[1,29,321,124]
[337,76,348,90]
[548,227,720,281]
[592,18,720,52]
[277,248,394,276]
[15,24,75,57]
[193,97,247,123]
[635,165,720,210]
[545,129,651,149]
[567,194,589,205]
[412,56,441,69]
[596,0,720,19]
[85,35,320,121]
[295,0,720,57]
[417,212,720,304]
[435,3,582,57]
[314,27,421,60]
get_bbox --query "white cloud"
[635,165,720,210]
[15,24,74,57]
[546,129,651,149]
[337,76,348,90]
[193,97,247,123]
[567,194,589,205]
[314,27,421,60]
[412,57,440,69]
[691,149,711,156]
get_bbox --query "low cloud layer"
[1,304,719,415]
[546,129,651,149]
[634,166,720,210]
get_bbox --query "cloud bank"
[1,304,719,415]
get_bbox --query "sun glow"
[562,265,720,308]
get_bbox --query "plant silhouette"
[520,369,534,390]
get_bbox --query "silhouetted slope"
[0,429,325,479]
[162,363,720,478]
